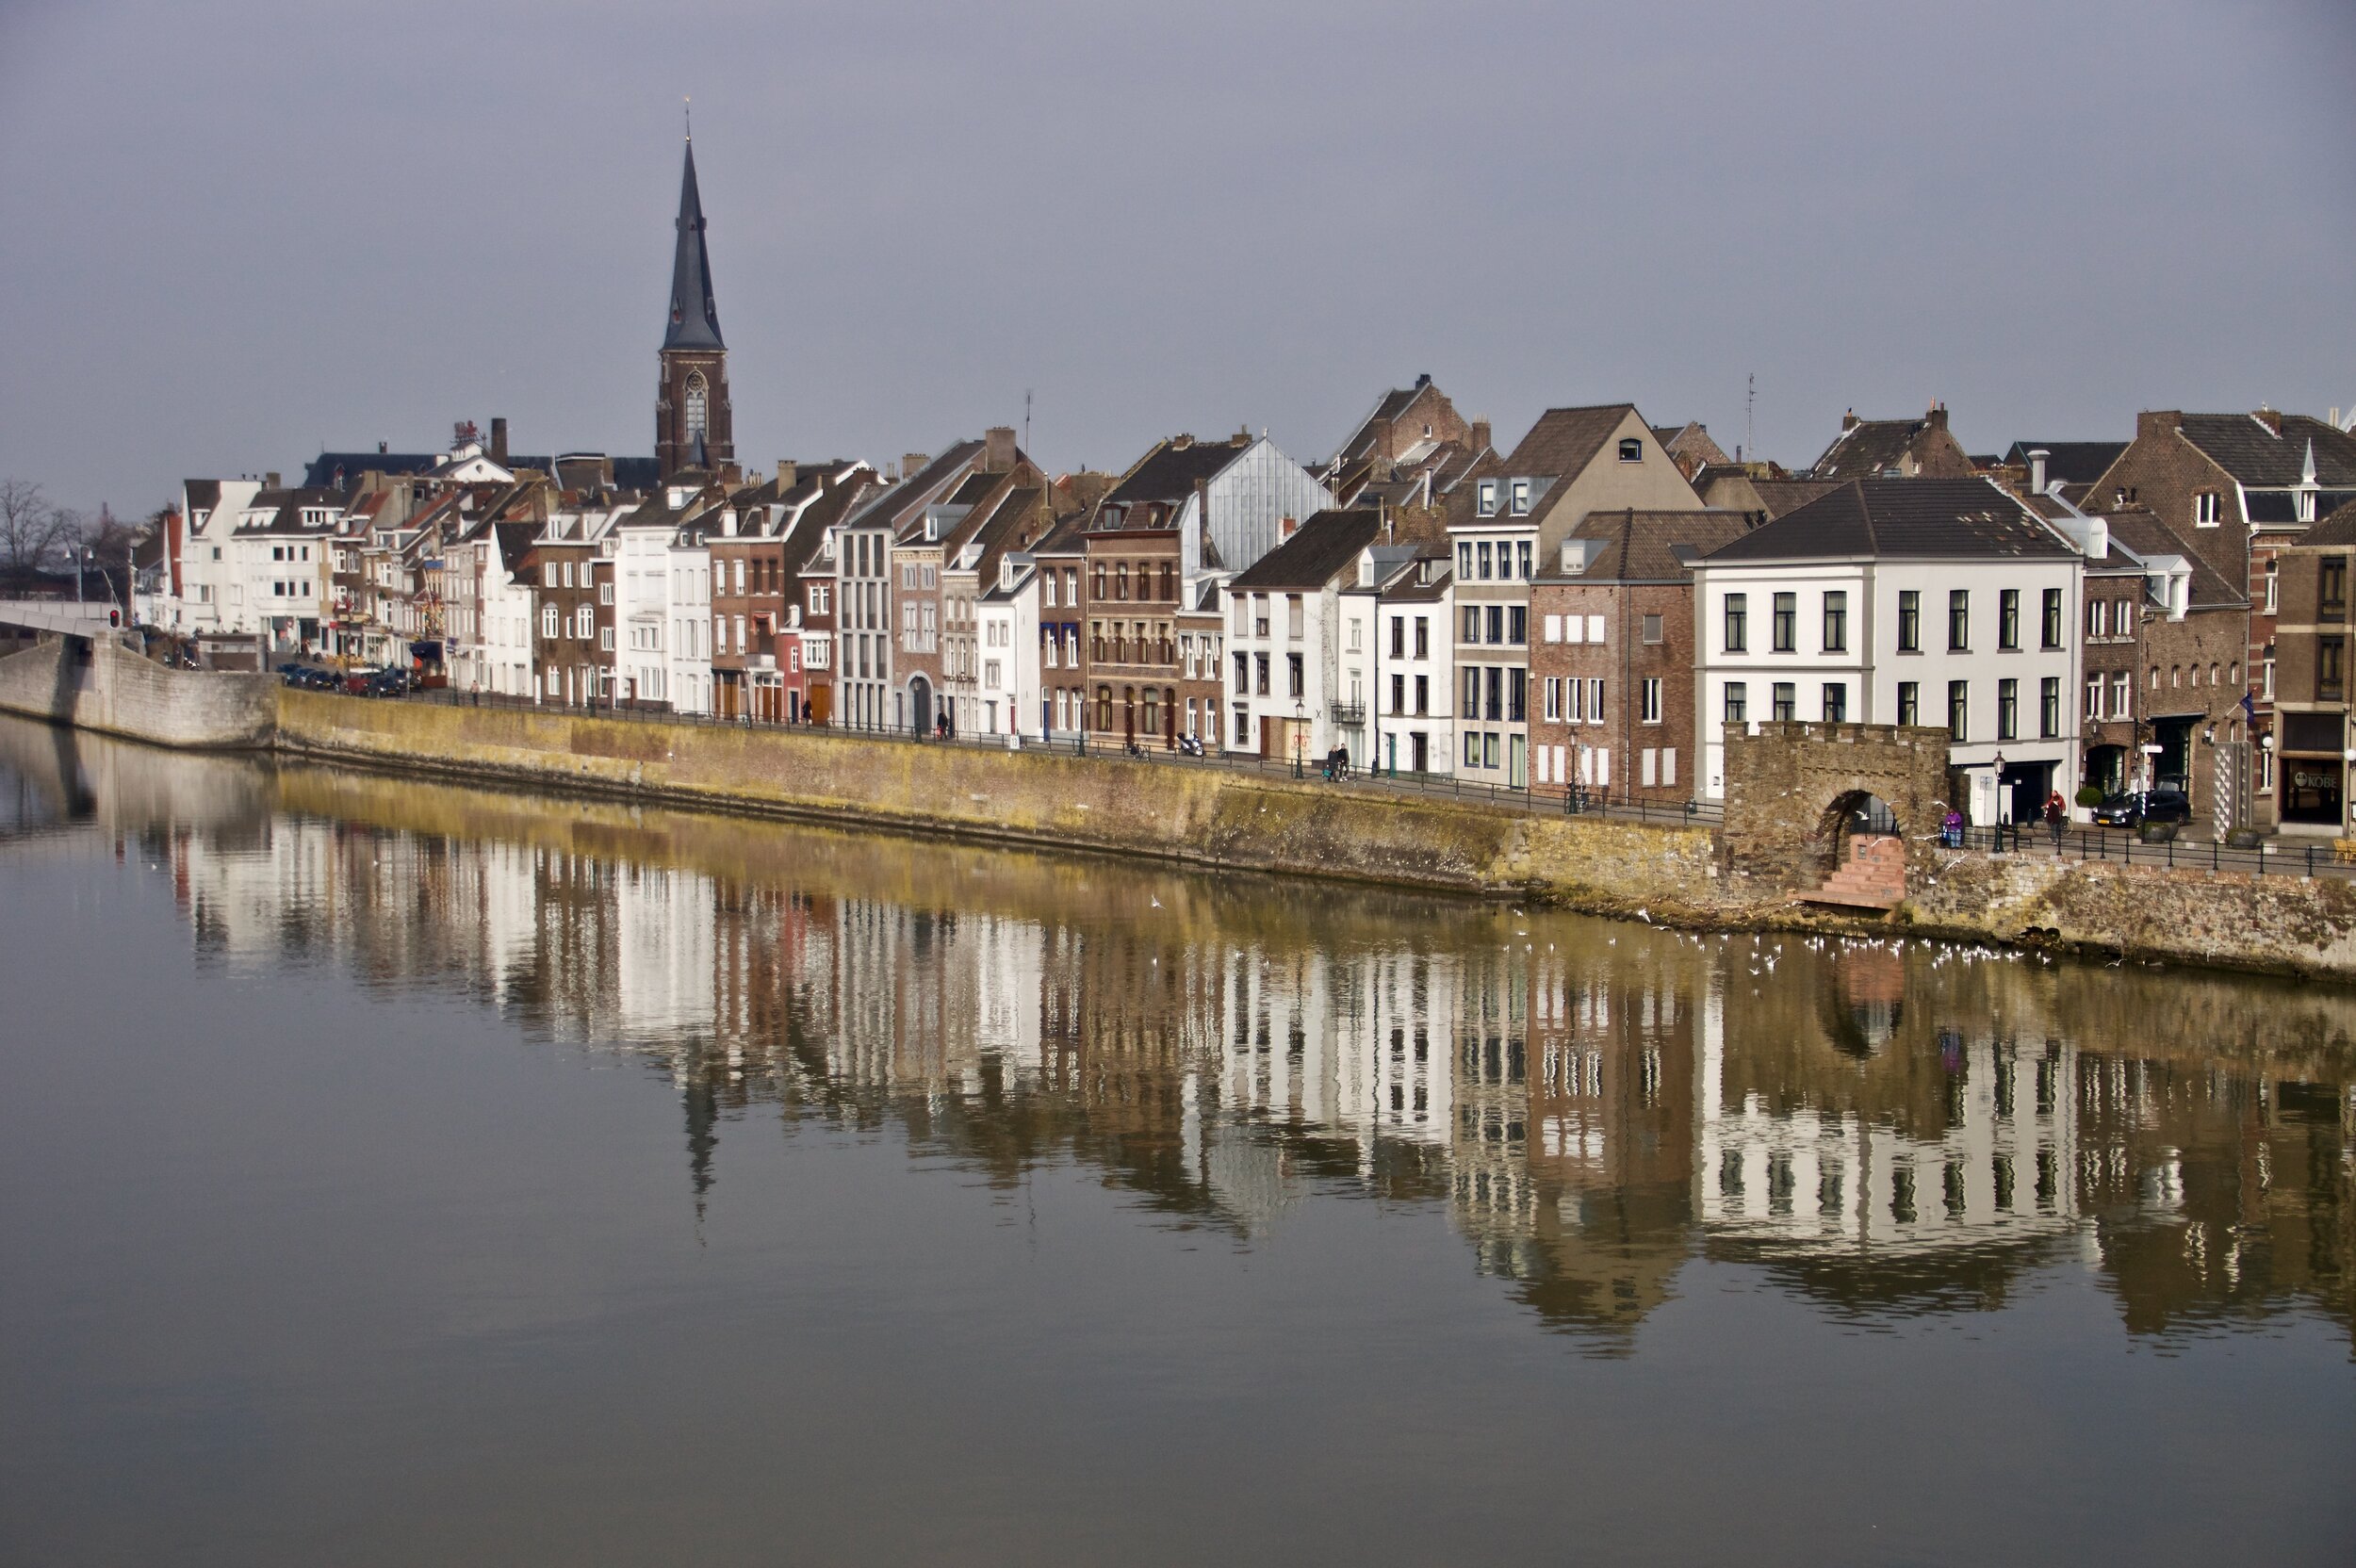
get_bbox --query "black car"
[2091,789,2192,828]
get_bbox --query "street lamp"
[1992,750,2006,825]
[1293,699,1306,778]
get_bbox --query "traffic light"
[107,609,120,628]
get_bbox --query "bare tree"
[74,504,145,605]
[0,478,78,579]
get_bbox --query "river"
[0,713,2348,1565]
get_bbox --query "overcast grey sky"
[3,0,2351,514]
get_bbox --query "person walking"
[2042,789,2067,850]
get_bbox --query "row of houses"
[129,140,2356,833]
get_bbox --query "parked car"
[362,668,411,697]
[2091,789,2192,828]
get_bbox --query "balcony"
[1329,701,1366,727]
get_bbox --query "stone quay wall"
[0,634,275,749]
[271,692,2356,981]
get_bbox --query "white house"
[1222,509,1387,763]
[1341,546,1454,776]
[976,552,1042,741]
[1693,478,2085,825]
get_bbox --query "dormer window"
[1476,480,1498,516]
[1618,438,1643,463]
[1510,479,1530,515]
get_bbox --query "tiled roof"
[1104,437,1251,504]
[1808,418,1939,479]
[183,480,221,512]
[2100,510,2245,609]
[1226,509,1385,590]
[1539,508,1756,582]
[2002,441,2127,484]
[2304,498,2356,548]
[2174,414,2356,488]
[1497,404,1633,482]
[1704,479,2072,563]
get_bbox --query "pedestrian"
[1941,808,1965,849]
[2042,789,2067,848]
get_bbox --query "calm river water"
[0,714,2350,1565]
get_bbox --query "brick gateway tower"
[656,135,733,480]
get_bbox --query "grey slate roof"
[2100,510,2245,609]
[2002,441,2127,484]
[1808,417,1940,479]
[1497,404,1634,482]
[1703,479,2071,563]
[1104,437,1251,504]
[1227,509,1384,590]
[2174,414,2356,488]
[663,139,724,351]
[2304,498,2356,548]
[1538,509,1756,582]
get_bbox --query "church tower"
[656,135,732,480]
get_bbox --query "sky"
[2,0,2352,517]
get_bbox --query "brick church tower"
[656,136,732,480]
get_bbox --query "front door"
[1509,734,1527,790]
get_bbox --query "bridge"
[0,600,119,638]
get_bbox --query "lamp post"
[1293,699,1306,778]
[1992,750,2006,825]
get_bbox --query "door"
[1410,732,1427,775]
[909,676,932,735]
[1509,734,1527,790]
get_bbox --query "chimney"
[2255,406,2282,435]
[984,425,1017,472]
[1233,426,1252,447]
[1415,372,1431,389]
[1470,417,1493,453]
[1279,514,1298,539]
[1841,409,1858,432]
[777,461,797,490]
[902,453,930,483]
[265,471,281,489]
[1170,433,1194,451]
[2028,448,2050,496]
[377,440,388,453]
[490,417,509,465]
[2137,409,2182,443]
[1924,402,1948,431]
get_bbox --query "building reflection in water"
[16,715,2348,1356]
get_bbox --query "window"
[1587,614,1606,644]
[1898,590,1921,652]
[1771,682,1795,721]
[1457,542,1473,578]
[1389,615,1405,659]
[1391,673,1405,714]
[1415,674,1429,715]
[2040,676,2060,738]
[2041,588,2063,649]
[1641,678,1662,724]
[2321,637,2346,703]
[2195,491,2220,528]
[1348,617,1362,652]
[1415,617,1429,660]
[1997,678,2019,740]
[1617,437,1643,462]
[1486,666,1503,720]
[1724,683,1747,724]
[543,563,556,588]
[1822,683,1846,723]
[1508,606,1527,645]
[1898,681,1920,727]
[1822,591,1847,653]
[683,373,708,445]
[1948,590,1970,651]
[598,581,613,606]
[1947,680,1969,742]
[599,627,614,652]
[2322,558,2348,617]
[1510,479,1530,514]
[1999,589,2021,650]
[2263,562,2278,615]
[1517,542,1532,580]
[1286,653,1303,699]
[1772,592,1796,652]
[1462,667,1480,720]
[1477,481,1498,516]
[2111,671,2131,715]
[1465,732,1482,767]
[1543,613,1562,645]
[1463,606,1481,644]
[1477,543,1493,580]
[1544,676,1562,722]
[2086,675,2104,720]
[1642,612,1662,645]
[1485,605,1503,645]
[542,604,558,639]
[1724,593,1747,653]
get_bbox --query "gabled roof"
[663,139,724,351]
[1806,411,1972,481]
[2304,498,2356,548]
[1227,509,1386,590]
[843,442,989,538]
[2002,441,2127,484]
[1497,404,1635,482]
[183,480,221,513]
[2173,413,2356,488]
[1703,479,2072,564]
[1104,435,1252,504]
[2100,510,2245,609]
[1538,509,1756,583]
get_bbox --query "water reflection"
[7,713,2352,1354]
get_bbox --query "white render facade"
[1694,551,2086,823]
[975,555,1041,741]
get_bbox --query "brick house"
[2083,410,2356,818]
[1031,514,1090,743]
[1529,509,1753,802]
[1805,404,1979,481]
[1323,375,1495,511]
[2267,498,2356,835]
[1447,404,1705,789]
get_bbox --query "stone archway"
[1721,721,1955,906]
[908,674,932,736]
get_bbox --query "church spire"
[663,136,724,351]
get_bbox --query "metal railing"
[1950,820,2354,880]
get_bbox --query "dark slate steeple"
[663,138,724,351]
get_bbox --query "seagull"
[1150,896,1162,907]
[1636,908,1651,923]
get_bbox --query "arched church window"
[684,373,709,444]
